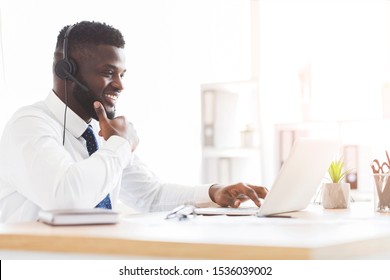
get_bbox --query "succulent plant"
[328,159,348,183]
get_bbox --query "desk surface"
[1,202,390,259]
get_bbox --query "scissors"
[371,151,390,174]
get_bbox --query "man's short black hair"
[55,21,125,52]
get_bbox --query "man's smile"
[103,91,120,107]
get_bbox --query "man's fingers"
[210,183,268,208]
[94,101,108,123]
[241,185,261,207]
[247,184,269,199]
[232,199,241,208]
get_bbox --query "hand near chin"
[209,183,268,208]
[94,101,139,151]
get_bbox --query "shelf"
[200,80,262,184]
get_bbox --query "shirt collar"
[45,90,93,138]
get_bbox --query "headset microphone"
[61,69,89,92]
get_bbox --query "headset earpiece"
[54,25,89,92]
[55,57,77,80]
[54,25,76,80]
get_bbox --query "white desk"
[1,202,390,259]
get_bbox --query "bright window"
[259,0,387,122]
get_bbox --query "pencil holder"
[372,173,390,213]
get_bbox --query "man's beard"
[73,84,116,120]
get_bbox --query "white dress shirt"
[0,91,214,222]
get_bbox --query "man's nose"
[112,75,124,91]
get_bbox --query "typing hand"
[94,101,139,151]
[209,183,268,208]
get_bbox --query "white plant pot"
[322,183,350,209]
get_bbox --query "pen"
[165,205,186,219]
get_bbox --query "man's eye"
[102,71,113,77]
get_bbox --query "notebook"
[194,138,340,216]
[38,208,119,226]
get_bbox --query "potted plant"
[322,159,351,209]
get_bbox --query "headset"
[54,25,88,92]
[55,24,89,145]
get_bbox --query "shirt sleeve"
[119,155,218,212]
[2,114,132,210]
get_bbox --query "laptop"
[194,138,340,216]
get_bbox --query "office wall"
[0,0,251,184]
[256,0,390,185]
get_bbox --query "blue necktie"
[82,125,112,209]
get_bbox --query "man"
[0,21,267,222]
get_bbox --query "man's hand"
[94,101,139,151]
[209,183,268,208]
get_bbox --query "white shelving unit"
[200,80,262,184]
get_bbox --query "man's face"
[72,45,126,121]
